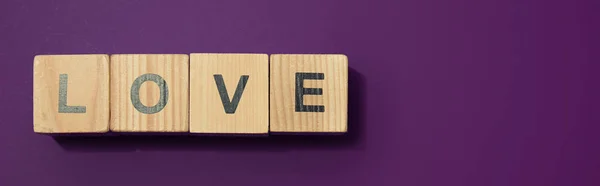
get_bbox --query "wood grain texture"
[270,54,348,133]
[33,54,109,133]
[190,53,269,134]
[110,54,189,132]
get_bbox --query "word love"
[33,54,348,135]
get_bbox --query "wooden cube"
[270,54,348,133]
[110,54,189,132]
[189,54,269,134]
[33,54,110,133]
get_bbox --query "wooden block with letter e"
[189,53,269,134]
[270,54,348,133]
[110,54,189,132]
[33,54,109,133]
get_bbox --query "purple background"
[1,0,598,185]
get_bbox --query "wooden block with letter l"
[110,54,189,132]
[270,54,348,133]
[189,53,269,134]
[33,54,110,133]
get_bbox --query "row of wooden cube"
[33,54,348,134]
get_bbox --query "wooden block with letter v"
[270,54,348,133]
[110,54,189,132]
[189,53,269,134]
[33,54,110,133]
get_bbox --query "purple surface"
[1,0,598,185]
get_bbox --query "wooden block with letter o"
[270,54,348,133]
[189,53,269,134]
[110,54,189,132]
[33,54,110,133]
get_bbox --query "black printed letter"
[58,74,86,113]
[130,73,168,114]
[295,72,325,112]
[214,74,249,114]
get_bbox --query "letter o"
[130,73,168,114]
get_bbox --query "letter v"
[213,74,249,114]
